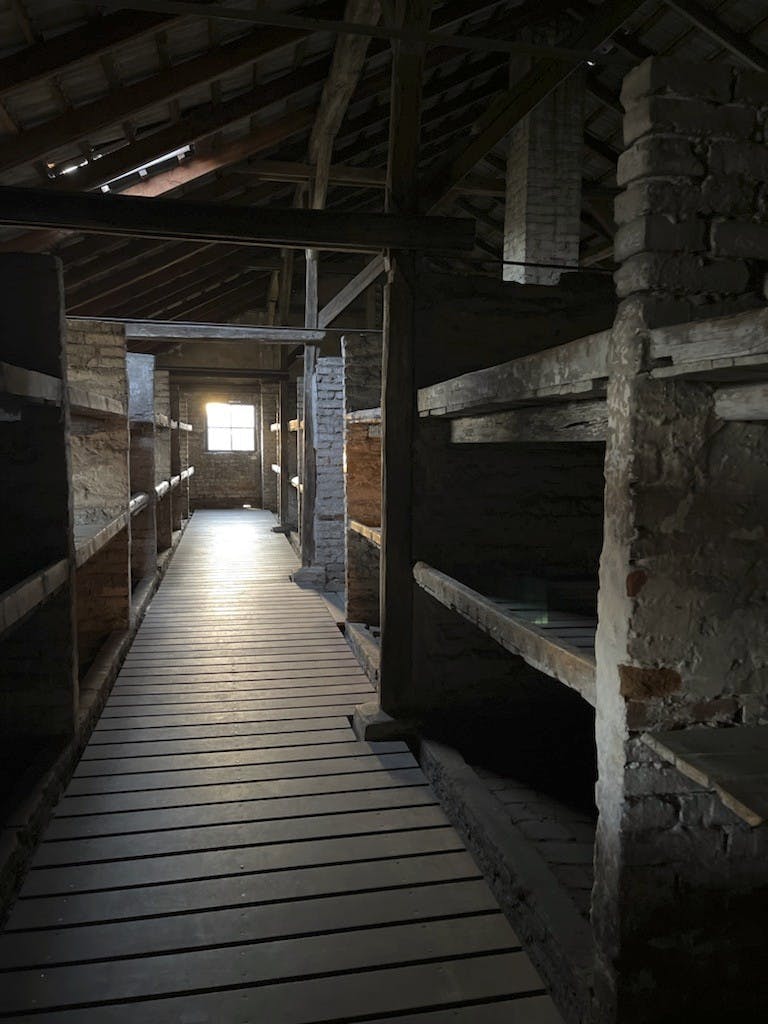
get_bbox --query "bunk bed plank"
[414,562,597,706]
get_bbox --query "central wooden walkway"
[0,511,562,1023]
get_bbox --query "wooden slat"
[0,360,62,404]
[418,331,611,419]
[0,510,562,1024]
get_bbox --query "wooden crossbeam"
[318,255,386,328]
[420,0,639,210]
[308,1,382,210]
[125,322,328,343]
[0,186,474,254]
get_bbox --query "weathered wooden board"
[450,400,608,444]
[714,382,768,421]
[418,330,610,418]
[642,725,768,827]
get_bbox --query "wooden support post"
[374,0,431,727]
[0,253,77,743]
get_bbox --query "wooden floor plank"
[0,510,561,1024]
[0,916,523,1014]
[0,879,499,970]
[54,767,430,816]
[0,954,549,1023]
[32,805,451,867]
[6,851,482,931]
[44,786,439,840]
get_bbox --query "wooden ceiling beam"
[0,11,333,176]
[168,271,271,321]
[128,321,328,343]
[126,263,268,321]
[110,252,283,319]
[307,0,382,210]
[0,185,473,253]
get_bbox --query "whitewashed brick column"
[313,357,345,590]
[504,74,584,285]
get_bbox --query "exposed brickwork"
[260,382,279,513]
[504,72,584,285]
[342,333,382,414]
[75,530,130,672]
[593,57,768,1023]
[154,370,171,485]
[313,358,345,590]
[343,333,382,623]
[67,320,130,525]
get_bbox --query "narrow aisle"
[0,511,562,1023]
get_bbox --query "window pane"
[230,404,255,428]
[231,428,255,452]
[208,427,232,451]
[206,402,231,427]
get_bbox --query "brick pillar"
[314,357,345,590]
[170,387,183,531]
[503,71,584,284]
[260,382,279,512]
[154,369,172,552]
[343,333,383,622]
[593,57,768,1022]
[127,354,157,587]
[67,319,130,674]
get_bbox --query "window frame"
[205,401,257,454]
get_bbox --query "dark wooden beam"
[0,186,474,254]
[420,0,639,210]
[318,254,386,328]
[378,0,432,722]
[308,0,382,210]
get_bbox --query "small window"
[206,402,256,452]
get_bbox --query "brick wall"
[593,57,768,1023]
[313,358,345,589]
[67,319,130,524]
[260,382,279,512]
[154,370,171,485]
[504,72,584,285]
[184,388,263,509]
[342,332,383,413]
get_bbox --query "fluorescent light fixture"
[103,145,192,190]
